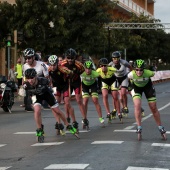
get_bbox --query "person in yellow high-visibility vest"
[15,58,23,88]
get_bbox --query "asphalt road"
[0,81,170,170]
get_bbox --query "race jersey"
[128,69,155,87]
[96,67,117,85]
[81,70,99,86]
[61,60,85,83]
[48,65,72,88]
[108,59,130,77]
[23,61,49,78]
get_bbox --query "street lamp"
[6,33,12,73]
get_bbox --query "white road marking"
[133,114,152,125]
[0,167,12,170]
[126,167,169,170]
[91,141,123,144]
[31,142,64,146]
[14,132,35,134]
[0,144,6,147]
[44,164,89,169]
[65,130,90,133]
[124,126,135,130]
[158,102,170,111]
[165,131,170,134]
[152,143,170,147]
[114,130,136,132]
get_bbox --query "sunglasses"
[67,57,74,60]
[100,65,107,67]
[112,57,120,60]
[135,69,144,72]
[25,56,32,60]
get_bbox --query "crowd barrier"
[151,70,170,84]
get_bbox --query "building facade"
[0,0,155,76]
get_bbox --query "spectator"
[15,58,23,88]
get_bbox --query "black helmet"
[84,61,93,69]
[134,59,145,69]
[112,51,121,58]
[25,68,37,79]
[99,58,108,65]
[65,48,77,59]
[23,48,35,57]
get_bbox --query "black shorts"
[34,90,58,106]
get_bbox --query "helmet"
[65,48,77,59]
[134,59,145,68]
[99,58,108,65]
[34,53,41,61]
[25,68,37,79]
[23,48,35,57]
[48,55,58,65]
[112,51,121,58]
[84,61,93,69]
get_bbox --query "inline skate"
[99,117,105,127]
[159,126,167,140]
[36,124,44,143]
[82,119,90,130]
[106,114,112,123]
[118,113,123,123]
[110,109,117,119]
[122,107,129,117]
[141,108,145,117]
[66,125,80,139]
[72,121,79,133]
[55,122,65,136]
[136,126,142,141]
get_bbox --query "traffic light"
[6,40,11,47]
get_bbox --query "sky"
[154,0,170,23]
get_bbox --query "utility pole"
[14,30,17,66]
[6,34,12,74]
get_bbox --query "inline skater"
[109,51,132,117]
[96,58,122,123]
[22,48,49,111]
[23,68,79,142]
[128,59,166,140]
[48,55,79,134]
[61,48,88,130]
[81,61,105,127]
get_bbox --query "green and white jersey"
[81,70,99,86]
[128,69,155,87]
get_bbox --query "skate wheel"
[74,133,80,139]
[161,133,167,140]
[56,130,60,135]
[138,133,142,141]
[37,136,44,143]
[60,130,66,136]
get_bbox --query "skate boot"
[72,121,79,133]
[82,119,89,130]
[158,126,167,140]
[122,107,129,117]
[67,117,71,123]
[36,127,44,143]
[55,122,60,135]
[118,113,123,123]
[99,117,105,127]
[106,114,112,123]
[110,109,117,119]
[66,125,80,139]
[141,108,145,117]
[136,126,142,141]
[58,123,66,136]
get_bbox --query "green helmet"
[134,59,145,68]
[84,61,93,69]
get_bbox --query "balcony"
[112,0,154,17]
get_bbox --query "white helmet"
[23,48,35,57]
[48,55,58,65]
